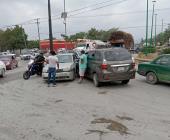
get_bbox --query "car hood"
[43,63,73,71]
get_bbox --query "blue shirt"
[79,54,87,69]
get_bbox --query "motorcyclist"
[34,52,45,76]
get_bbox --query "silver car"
[0,60,6,77]
[42,53,77,81]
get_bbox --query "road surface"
[0,60,170,140]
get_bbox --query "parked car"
[20,53,32,60]
[0,60,6,77]
[0,55,18,70]
[137,54,170,84]
[86,48,136,87]
[42,53,78,81]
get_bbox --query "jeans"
[48,67,56,85]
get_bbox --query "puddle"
[116,115,134,121]
[91,118,129,135]
[98,91,108,94]
[54,100,63,103]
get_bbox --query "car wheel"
[146,72,158,84]
[121,80,130,84]
[71,70,76,81]
[93,73,100,87]
[0,69,5,78]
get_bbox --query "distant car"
[20,53,32,60]
[0,55,18,70]
[86,48,136,87]
[137,54,170,84]
[0,60,6,77]
[42,53,77,81]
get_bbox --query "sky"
[0,0,170,43]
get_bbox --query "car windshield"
[104,49,132,61]
[58,55,73,63]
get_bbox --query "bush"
[162,48,170,54]
[141,47,156,54]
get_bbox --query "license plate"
[117,67,125,71]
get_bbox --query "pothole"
[91,118,129,135]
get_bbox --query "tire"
[121,80,130,85]
[146,72,158,84]
[23,71,31,80]
[71,70,76,81]
[0,69,5,78]
[93,73,100,87]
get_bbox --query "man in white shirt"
[47,51,59,87]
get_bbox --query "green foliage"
[162,48,170,54]
[27,40,39,49]
[67,27,118,41]
[141,47,156,54]
[0,25,27,51]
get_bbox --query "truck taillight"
[101,64,107,70]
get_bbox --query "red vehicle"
[0,55,18,70]
[40,40,75,51]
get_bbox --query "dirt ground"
[0,61,170,140]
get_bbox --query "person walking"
[79,50,87,83]
[47,51,59,87]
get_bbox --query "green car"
[137,54,170,84]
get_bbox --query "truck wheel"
[146,72,158,84]
[93,73,100,87]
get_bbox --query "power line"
[68,0,128,17]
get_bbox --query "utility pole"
[154,14,157,47]
[36,18,41,49]
[64,0,67,36]
[61,0,68,49]
[145,0,149,48]
[162,19,164,32]
[48,0,53,51]
[150,0,156,47]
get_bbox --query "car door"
[87,51,95,78]
[154,56,170,82]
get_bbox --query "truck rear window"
[104,49,131,61]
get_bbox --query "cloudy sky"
[0,0,169,43]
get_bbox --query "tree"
[67,27,118,41]
[0,25,27,51]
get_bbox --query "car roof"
[160,54,170,56]
[89,47,128,52]
[57,53,74,56]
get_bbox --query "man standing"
[79,50,87,83]
[47,51,59,87]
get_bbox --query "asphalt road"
[0,61,170,140]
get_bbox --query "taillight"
[101,64,107,70]
[132,62,135,69]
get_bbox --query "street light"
[154,14,157,48]
[145,0,149,47]
[150,0,156,47]
[48,0,53,51]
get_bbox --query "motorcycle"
[23,59,42,80]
